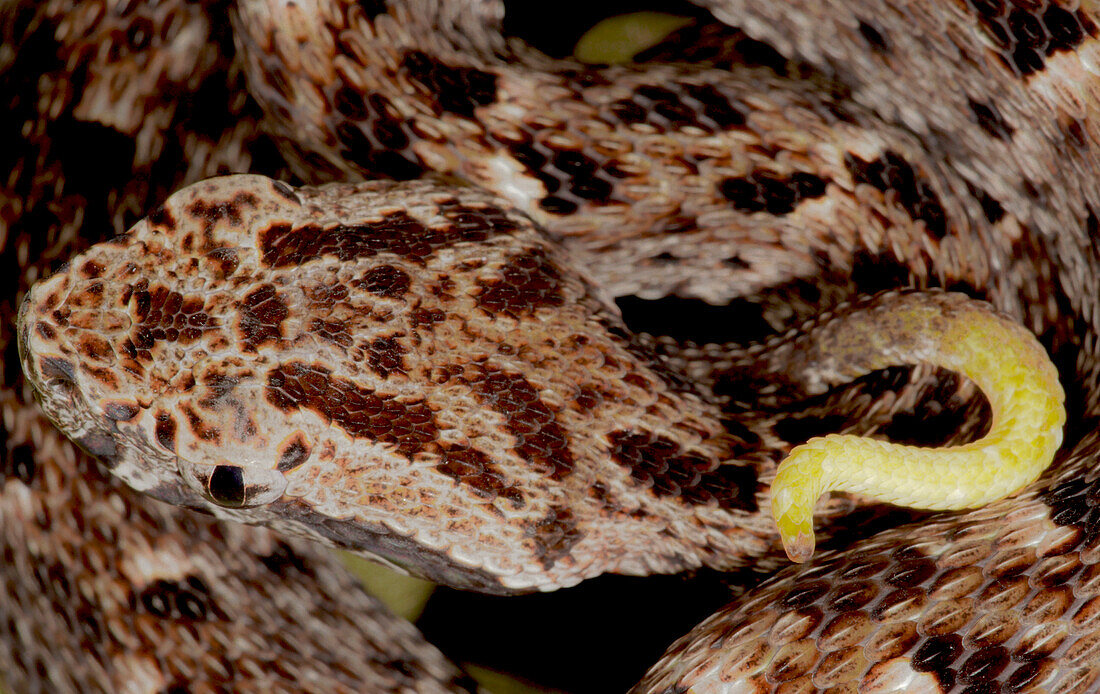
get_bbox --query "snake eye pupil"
[208,464,246,507]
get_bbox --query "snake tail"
[770,292,1066,563]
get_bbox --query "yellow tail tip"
[780,529,815,563]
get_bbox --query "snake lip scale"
[5,0,1100,692]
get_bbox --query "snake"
[3,0,1100,692]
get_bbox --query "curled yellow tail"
[770,292,1065,563]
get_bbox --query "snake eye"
[179,460,287,509]
[209,465,247,506]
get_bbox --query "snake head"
[18,173,768,593]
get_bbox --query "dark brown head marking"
[205,247,240,280]
[238,284,289,352]
[527,506,584,569]
[434,445,524,507]
[180,403,221,444]
[365,335,407,378]
[146,204,177,231]
[476,248,564,316]
[265,362,437,455]
[127,282,212,357]
[356,264,411,299]
[608,430,758,511]
[103,401,140,422]
[154,410,177,452]
[469,365,574,479]
[276,432,312,473]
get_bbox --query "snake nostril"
[39,356,77,384]
[37,356,79,400]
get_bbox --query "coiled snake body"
[4,0,1100,692]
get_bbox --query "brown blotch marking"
[84,365,120,390]
[719,170,828,214]
[259,541,315,577]
[276,433,311,472]
[527,506,583,569]
[76,333,113,362]
[607,82,746,133]
[857,18,890,52]
[69,282,104,307]
[3,444,36,485]
[136,576,227,622]
[436,198,519,235]
[197,371,239,407]
[264,362,526,503]
[844,151,948,239]
[146,203,177,231]
[35,322,57,341]
[1043,477,1098,539]
[476,247,565,316]
[333,91,423,180]
[966,0,1098,76]
[411,307,445,329]
[79,259,104,279]
[356,264,411,299]
[265,362,437,455]
[259,209,506,268]
[38,355,75,382]
[237,284,288,352]
[365,335,407,378]
[180,403,221,444]
[128,281,212,356]
[185,190,256,229]
[103,401,140,422]
[401,50,497,118]
[967,182,1007,224]
[434,445,525,507]
[309,318,353,348]
[469,365,574,479]
[968,98,1014,140]
[205,247,240,279]
[154,410,177,452]
[574,385,604,412]
[496,131,616,214]
[910,634,964,689]
[608,430,758,511]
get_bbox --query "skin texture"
[5,0,1100,693]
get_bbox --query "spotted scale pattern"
[9,0,1100,691]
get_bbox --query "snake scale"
[4,0,1100,692]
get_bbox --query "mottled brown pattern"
[11,0,1100,692]
[357,264,411,299]
[475,248,565,316]
[266,361,437,453]
[609,430,758,512]
[468,365,574,480]
[128,282,212,351]
[0,4,483,691]
[238,284,289,352]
